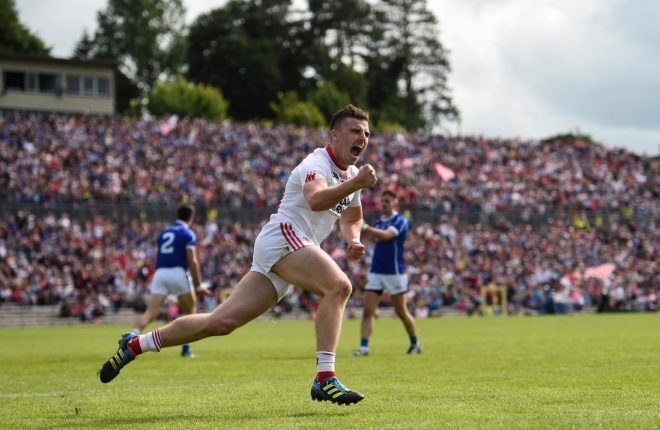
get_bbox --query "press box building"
[0,53,116,115]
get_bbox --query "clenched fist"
[347,239,366,261]
[353,164,377,189]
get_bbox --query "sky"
[14,0,660,156]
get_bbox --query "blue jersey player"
[354,189,420,356]
[131,204,205,357]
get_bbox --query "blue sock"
[360,338,369,348]
[181,344,191,355]
[410,336,418,346]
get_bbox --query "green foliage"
[326,64,369,109]
[310,82,351,122]
[0,0,50,54]
[541,132,595,145]
[187,0,304,121]
[306,0,375,110]
[74,0,187,96]
[148,76,228,121]
[115,69,141,115]
[374,118,406,133]
[308,0,378,68]
[72,29,95,59]
[1,314,659,429]
[373,0,459,129]
[68,0,458,130]
[270,91,325,128]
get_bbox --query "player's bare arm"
[340,206,366,261]
[303,164,377,212]
[362,225,397,242]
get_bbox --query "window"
[39,73,59,93]
[83,76,94,96]
[4,71,61,93]
[26,72,37,92]
[67,75,80,94]
[4,69,110,97]
[97,78,109,96]
[4,71,25,91]
[66,74,111,97]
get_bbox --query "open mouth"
[351,145,363,156]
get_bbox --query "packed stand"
[0,111,658,220]
[0,110,657,320]
[1,207,657,322]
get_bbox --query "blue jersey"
[155,221,197,270]
[369,212,409,275]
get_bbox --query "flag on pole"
[433,162,456,181]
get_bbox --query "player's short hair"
[177,204,195,222]
[330,105,369,131]
[382,189,398,199]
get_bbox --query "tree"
[148,76,229,120]
[374,0,459,129]
[0,0,50,55]
[270,91,325,128]
[187,0,306,121]
[310,82,351,122]
[307,0,377,69]
[304,0,378,109]
[72,29,95,59]
[73,0,187,97]
[73,27,140,115]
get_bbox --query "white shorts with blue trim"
[250,219,316,300]
[149,267,194,296]
[365,272,409,296]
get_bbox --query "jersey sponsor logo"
[331,196,352,215]
[305,172,316,183]
[331,172,348,183]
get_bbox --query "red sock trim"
[152,329,162,351]
[127,337,142,355]
[316,371,336,383]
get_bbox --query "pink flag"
[433,162,456,181]
[402,157,415,168]
[159,115,178,136]
[584,263,615,280]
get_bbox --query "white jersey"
[272,145,362,244]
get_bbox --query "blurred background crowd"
[1,111,656,216]
[1,111,658,321]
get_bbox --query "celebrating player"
[353,189,420,356]
[130,204,204,358]
[99,105,376,405]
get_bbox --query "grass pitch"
[0,313,658,429]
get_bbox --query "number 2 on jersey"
[160,231,175,254]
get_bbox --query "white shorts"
[365,272,409,296]
[250,219,315,300]
[149,267,194,296]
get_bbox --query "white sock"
[131,328,141,335]
[316,351,336,373]
[139,329,162,352]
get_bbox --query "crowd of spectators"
[0,111,657,321]
[1,208,657,321]
[1,111,657,218]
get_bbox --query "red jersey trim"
[325,145,348,171]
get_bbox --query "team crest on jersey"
[305,172,316,183]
